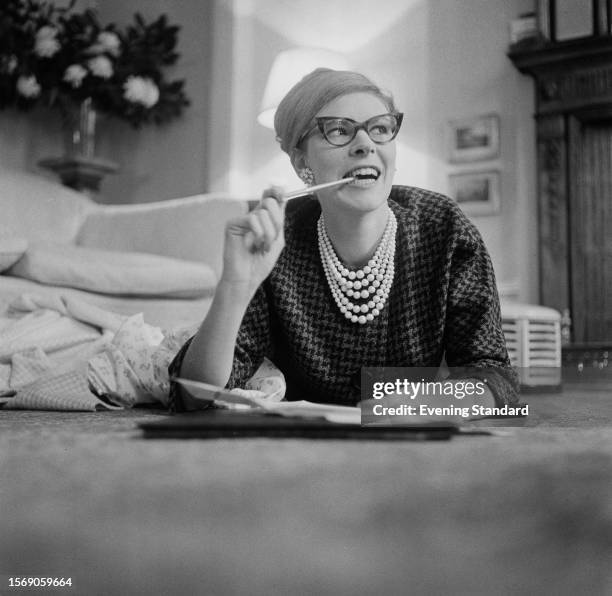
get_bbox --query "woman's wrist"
[215,277,257,307]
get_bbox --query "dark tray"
[139,409,458,440]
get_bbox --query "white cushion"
[7,243,217,298]
[0,168,95,244]
[0,237,28,272]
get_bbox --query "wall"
[209,0,538,302]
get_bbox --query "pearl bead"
[353,281,362,290]
[360,290,369,299]
[363,266,371,274]
[356,270,364,279]
[358,315,366,324]
[348,271,356,280]
[351,315,358,323]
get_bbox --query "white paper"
[173,377,361,424]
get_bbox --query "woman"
[169,68,518,412]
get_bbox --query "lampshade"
[257,47,350,129]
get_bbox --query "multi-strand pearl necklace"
[317,210,397,324]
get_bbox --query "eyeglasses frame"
[297,112,404,148]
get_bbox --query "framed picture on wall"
[448,170,501,216]
[448,114,500,163]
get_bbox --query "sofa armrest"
[1,167,96,244]
[77,193,247,277]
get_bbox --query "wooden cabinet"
[509,37,612,348]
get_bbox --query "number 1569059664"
[8,577,72,588]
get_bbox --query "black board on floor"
[139,409,458,440]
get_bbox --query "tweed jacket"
[169,185,518,411]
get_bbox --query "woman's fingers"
[247,211,265,249]
[256,209,276,251]
[226,187,286,253]
[247,191,285,252]
[260,196,284,232]
[261,185,285,203]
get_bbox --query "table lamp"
[257,47,350,129]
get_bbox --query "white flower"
[96,31,121,57]
[88,55,113,79]
[16,75,41,98]
[36,25,58,40]
[1,55,18,75]
[7,55,17,74]
[34,26,60,58]
[123,76,160,108]
[63,64,88,88]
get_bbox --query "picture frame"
[448,114,500,163]
[448,170,501,216]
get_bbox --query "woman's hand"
[221,186,286,297]
[178,187,286,390]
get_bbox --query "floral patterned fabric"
[1,290,286,411]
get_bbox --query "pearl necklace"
[317,210,396,324]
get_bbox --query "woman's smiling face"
[293,91,397,213]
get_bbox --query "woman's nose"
[349,129,376,156]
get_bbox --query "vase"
[39,97,118,194]
[62,97,97,159]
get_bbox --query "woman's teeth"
[345,167,380,187]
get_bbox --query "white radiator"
[500,301,562,388]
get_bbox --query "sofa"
[0,167,255,408]
[1,167,247,330]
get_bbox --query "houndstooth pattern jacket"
[169,185,518,411]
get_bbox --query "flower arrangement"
[0,0,189,128]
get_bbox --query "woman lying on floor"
[169,68,518,412]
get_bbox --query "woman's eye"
[371,124,390,135]
[327,125,349,137]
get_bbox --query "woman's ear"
[290,147,308,175]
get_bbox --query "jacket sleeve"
[225,284,272,390]
[443,210,520,406]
